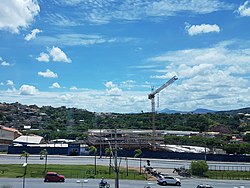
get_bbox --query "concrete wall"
[0,144,8,152]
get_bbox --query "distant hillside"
[160,107,250,114]
[217,107,250,114]
[1,102,249,140]
[192,108,216,114]
[159,108,216,114]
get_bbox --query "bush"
[190,160,208,177]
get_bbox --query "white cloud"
[50,82,61,88]
[104,81,123,96]
[186,24,220,36]
[70,86,78,91]
[0,57,12,66]
[1,61,11,66]
[104,81,116,88]
[36,52,50,62]
[38,69,58,78]
[106,87,123,96]
[24,28,42,41]
[19,84,39,95]
[35,34,129,47]
[6,80,14,86]
[238,1,250,16]
[59,94,74,102]
[49,46,71,63]
[0,0,40,33]
[53,0,232,25]
[146,41,250,111]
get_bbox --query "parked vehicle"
[196,184,213,188]
[44,172,65,182]
[157,175,181,186]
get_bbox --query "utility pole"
[99,124,102,158]
[148,76,178,150]
[114,125,119,188]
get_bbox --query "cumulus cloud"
[70,86,78,91]
[6,80,14,86]
[237,1,250,16]
[1,61,11,66]
[0,0,40,33]
[186,24,220,36]
[49,46,71,63]
[50,82,61,88]
[104,81,122,96]
[36,52,50,62]
[148,41,250,111]
[38,69,58,78]
[0,57,12,66]
[104,81,117,88]
[36,47,71,63]
[19,84,39,95]
[24,28,42,41]
[106,87,123,96]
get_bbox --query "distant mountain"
[158,108,181,114]
[217,107,250,114]
[159,108,216,114]
[192,108,216,114]
[160,107,250,114]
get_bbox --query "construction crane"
[148,75,178,150]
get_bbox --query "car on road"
[157,175,181,186]
[44,172,65,182]
[196,184,213,188]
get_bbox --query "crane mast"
[148,75,178,150]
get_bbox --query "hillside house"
[0,125,22,145]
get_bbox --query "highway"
[0,178,248,188]
[1,154,250,171]
[0,155,249,188]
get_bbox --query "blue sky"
[0,0,250,113]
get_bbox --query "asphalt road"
[1,154,250,171]
[0,178,248,188]
[0,155,249,188]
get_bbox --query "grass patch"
[0,164,145,180]
[205,170,250,180]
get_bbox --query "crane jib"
[148,76,178,98]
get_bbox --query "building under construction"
[87,129,198,150]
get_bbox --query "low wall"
[7,146,250,162]
[113,149,250,162]
[8,146,68,155]
[0,144,8,152]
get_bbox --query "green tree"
[105,147,113,174]
[20,151,29,163]
[39,149,48,174]
[134,149,142,174]
[243,133,250,142]
[89,146,97,175]
[190,160,208,177]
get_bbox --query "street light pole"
[22,163,27,188]
[99,124,102,158]
[114,125,119,188]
